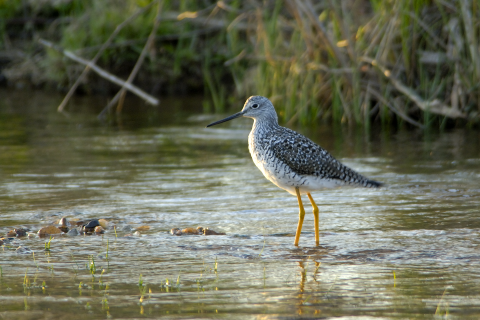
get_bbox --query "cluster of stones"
[170,226,226,236]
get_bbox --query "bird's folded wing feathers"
[270,128,372,185]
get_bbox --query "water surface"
[1,89,480,319]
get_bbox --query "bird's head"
[206,96,277,127]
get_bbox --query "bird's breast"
[248,133,307,195]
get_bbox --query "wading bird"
[207,96,382,246]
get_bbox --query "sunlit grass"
[4,0,478,128]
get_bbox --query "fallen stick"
[362,56,466,119]
[100,0,164,117]
[56,1,158,112]
[39,39,159,106]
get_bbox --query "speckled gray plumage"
[253,123,381,188]
[208,95,382,194]
[206,95,381,246]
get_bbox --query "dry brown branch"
[362,56,466,119]
[366,86,425,128]
[99,0,164,117]
[39,39,159,106]
[56,1,158,112]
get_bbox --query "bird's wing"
[270,128,376,186]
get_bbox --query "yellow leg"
[294,187,306,246]
[307,193,320,247]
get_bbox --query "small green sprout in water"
[44,236,53,251]
[302,294,312,305]
[138,274,147,303]
[176,273,180,287]
[312,261,321,283]
[85,302,91,310]
[32,252,39,269]
[393,271,396,287]
[99,268,106,287]
[435,286,450,316]
[89,256,96,280]
[78,282,83,296]
[102,283,110,315]
[101,297,109,310]
[165,278,170,293]
[214,257,218,273]
[106,239,110,270]
[259,226,266,257]
[263,265,266,288]
[33,270,39,286]
[42,281,46,293]
[47,264,54,276]
[23,268,29,288]
[102,295,109,310]
[0,265,3,279]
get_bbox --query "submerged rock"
[84,219,100,229]
[6,228,28,237]
[197,226,226,235]
[38,226,62,237]
[122,225,133,232]
[0,237,14,245]
[98,219,109,229]
[170,226,226,236]
[57,217,70,233]
[83,219,100,233]
[14,228,28,237]
[170,228,182,236]
[67,228,79,236]
[94,226,105,234]
[16,246,32,254]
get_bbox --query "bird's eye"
[252,104,259,109]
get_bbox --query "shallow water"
[1,89,480,319]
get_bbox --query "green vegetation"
[1,0,479,129]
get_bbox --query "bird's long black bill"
[206,112,244,127]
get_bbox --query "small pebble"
[84,219,100,229]
[133,231,141,237]
[83,219,100,233]
[94,226,105,234]
[58,217,70,227]
[98,219,109,229]
[57,217,70,233]
[170,228,182,236]
[14,228,28,237]
[67,228,79,236]
[136,225,150,231]
[122,225,133,232]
